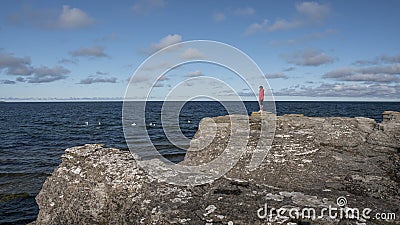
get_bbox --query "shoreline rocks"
[34,112,400,224]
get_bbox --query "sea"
[0,101,399,224]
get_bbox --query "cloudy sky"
[0,0,399,101]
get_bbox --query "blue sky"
[0,0,399,101]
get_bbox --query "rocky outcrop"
[34,112,400,224]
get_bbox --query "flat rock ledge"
[34,112,400,225]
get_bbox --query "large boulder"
[34,112,400,224]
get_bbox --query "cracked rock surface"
[34,111,400,224]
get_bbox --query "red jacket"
[259,88,264,101]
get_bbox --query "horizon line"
[1,99,399,103]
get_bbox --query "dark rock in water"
[34,112,400,224]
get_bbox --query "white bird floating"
[85,121,89,126]
[188,120,191,123]
[98,122,101,126]
[149,122,156,127]
[131,123,137,126]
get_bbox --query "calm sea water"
[0,101,399,224]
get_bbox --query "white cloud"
[213,6,254,22]
[0,52,70,83]
[157,75,169,81]
[151,75,170,87]
[97,33,119,42]
[246,19,302,34]
[128,72,169,84]
[8,5,94,29]
[0,53,30,67]
[16,77,25,82]
[341,74,399,83]
[147,34,182,54]
[79,77,117,84]
[324,64,400,83]
[130,74,150,83]
[132,0,165,14]
[152,82,165,87]
[352,59,377,66]
[381,54,400,63]
[246,1,330,34]
[96,71,108,75]
[34,66,70,76]
[286,49,334,66]
[70,46,108,58]
[324,67,354,78]
[353,54,400,66]
[26,66,70,83]
[233,7,255,16]
[185,70,203,77]
[27,74,68,83]
[275,83,399,98]
[270,19,303,31]
[245,19,269,34]
[180,48,204,60]
[0,52,32,75]
[58,58,77,64]
[0,80,16,84]
[269,29,336,46]
[283,67,295,72]
[183,80,193,86]
[55,5,94,29]
[213,12,226,22]
[265,72,288,79]
[141,61,173,71]
[359,63,400,75]
[296,2,330,22]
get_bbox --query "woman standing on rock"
[259,85,264,112]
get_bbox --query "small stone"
[204,205,217,216]
[71,167,81,175]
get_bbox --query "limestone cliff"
[34,112,400,224]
